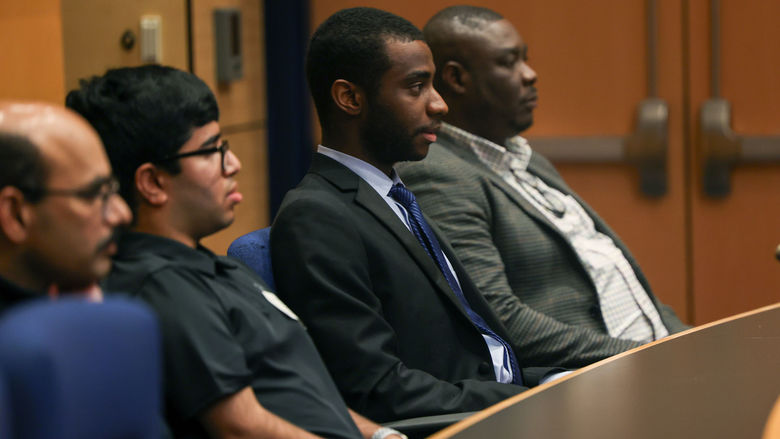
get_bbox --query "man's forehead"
[458,19,523,52]
[383,39,434,71]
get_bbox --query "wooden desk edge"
[429,302,780,439]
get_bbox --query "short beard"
[360,97,417,166]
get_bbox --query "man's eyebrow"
[200,133,222,148]
[404,70,432,81]
[497,46,521,57]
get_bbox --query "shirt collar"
[438,122,533,173]
[317,145,403,196]
[115,231,237,277]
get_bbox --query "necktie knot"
[389,183,416,209]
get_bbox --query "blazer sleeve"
[270,194,524,422]
[400,156,643,368]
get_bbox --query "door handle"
[525,0,667,198]
[699,0,780,197]
[699,99,780,197]
[625,98,668,197]
[700,98,739,197]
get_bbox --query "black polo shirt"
[103,232,361,439]
[0,274,46,315]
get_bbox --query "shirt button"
[478,361,491,375]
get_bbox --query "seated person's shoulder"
[398,142,483,185]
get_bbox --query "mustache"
[95,229,122,254]
[414,122,442,135]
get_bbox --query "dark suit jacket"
[398,135,689,368]
[271,154,537,422]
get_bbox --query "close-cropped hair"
[306,7,423,126]
[65,65,219,212]
[424,5,503,35]
[0,132,48,202]
[423,6,504,91]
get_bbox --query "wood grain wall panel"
[0,0,65,102]
[61,0,188,92]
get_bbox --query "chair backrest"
[228,226,275,290]
[0,373,11,438]
[0,297,163,439]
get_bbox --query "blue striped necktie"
[389,183,522,385]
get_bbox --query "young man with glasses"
[0,101,132,310]
[66,65,403,439]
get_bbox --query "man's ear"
[0,186,33,244]
[441,60,469,95]
[134,163,168,206]
[330,79,364,116]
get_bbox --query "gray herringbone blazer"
[398,136,688,368]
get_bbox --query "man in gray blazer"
[399,6,689,368]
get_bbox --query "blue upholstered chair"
[0,298,163,439]
[0,374,11,438]
[228,226,275,290]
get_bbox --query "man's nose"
[224,149,242,176]
[521,62,537,85]
[428,87,449,117]
[105,193,132,226]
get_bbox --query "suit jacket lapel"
[310,154,473,318]
[440,137,560,234]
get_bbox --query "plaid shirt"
[438,123,668,342]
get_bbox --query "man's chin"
[404,142,431,162]
[513,117,534,134]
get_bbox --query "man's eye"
[410,83,424,94]
[76,183,107,200]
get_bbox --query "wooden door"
[311,0,780,324]
[686,0,780,323]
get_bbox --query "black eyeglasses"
[155,140,231,173]
[35,176,120,218]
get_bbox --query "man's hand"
[348,409,406,439]
[201,387,323,438]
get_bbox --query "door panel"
[61,0,188,91]
[687,0,780,323]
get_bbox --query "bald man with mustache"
[0,101,132,309]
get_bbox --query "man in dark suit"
[272,7,561,424]
[398,6,689,368]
